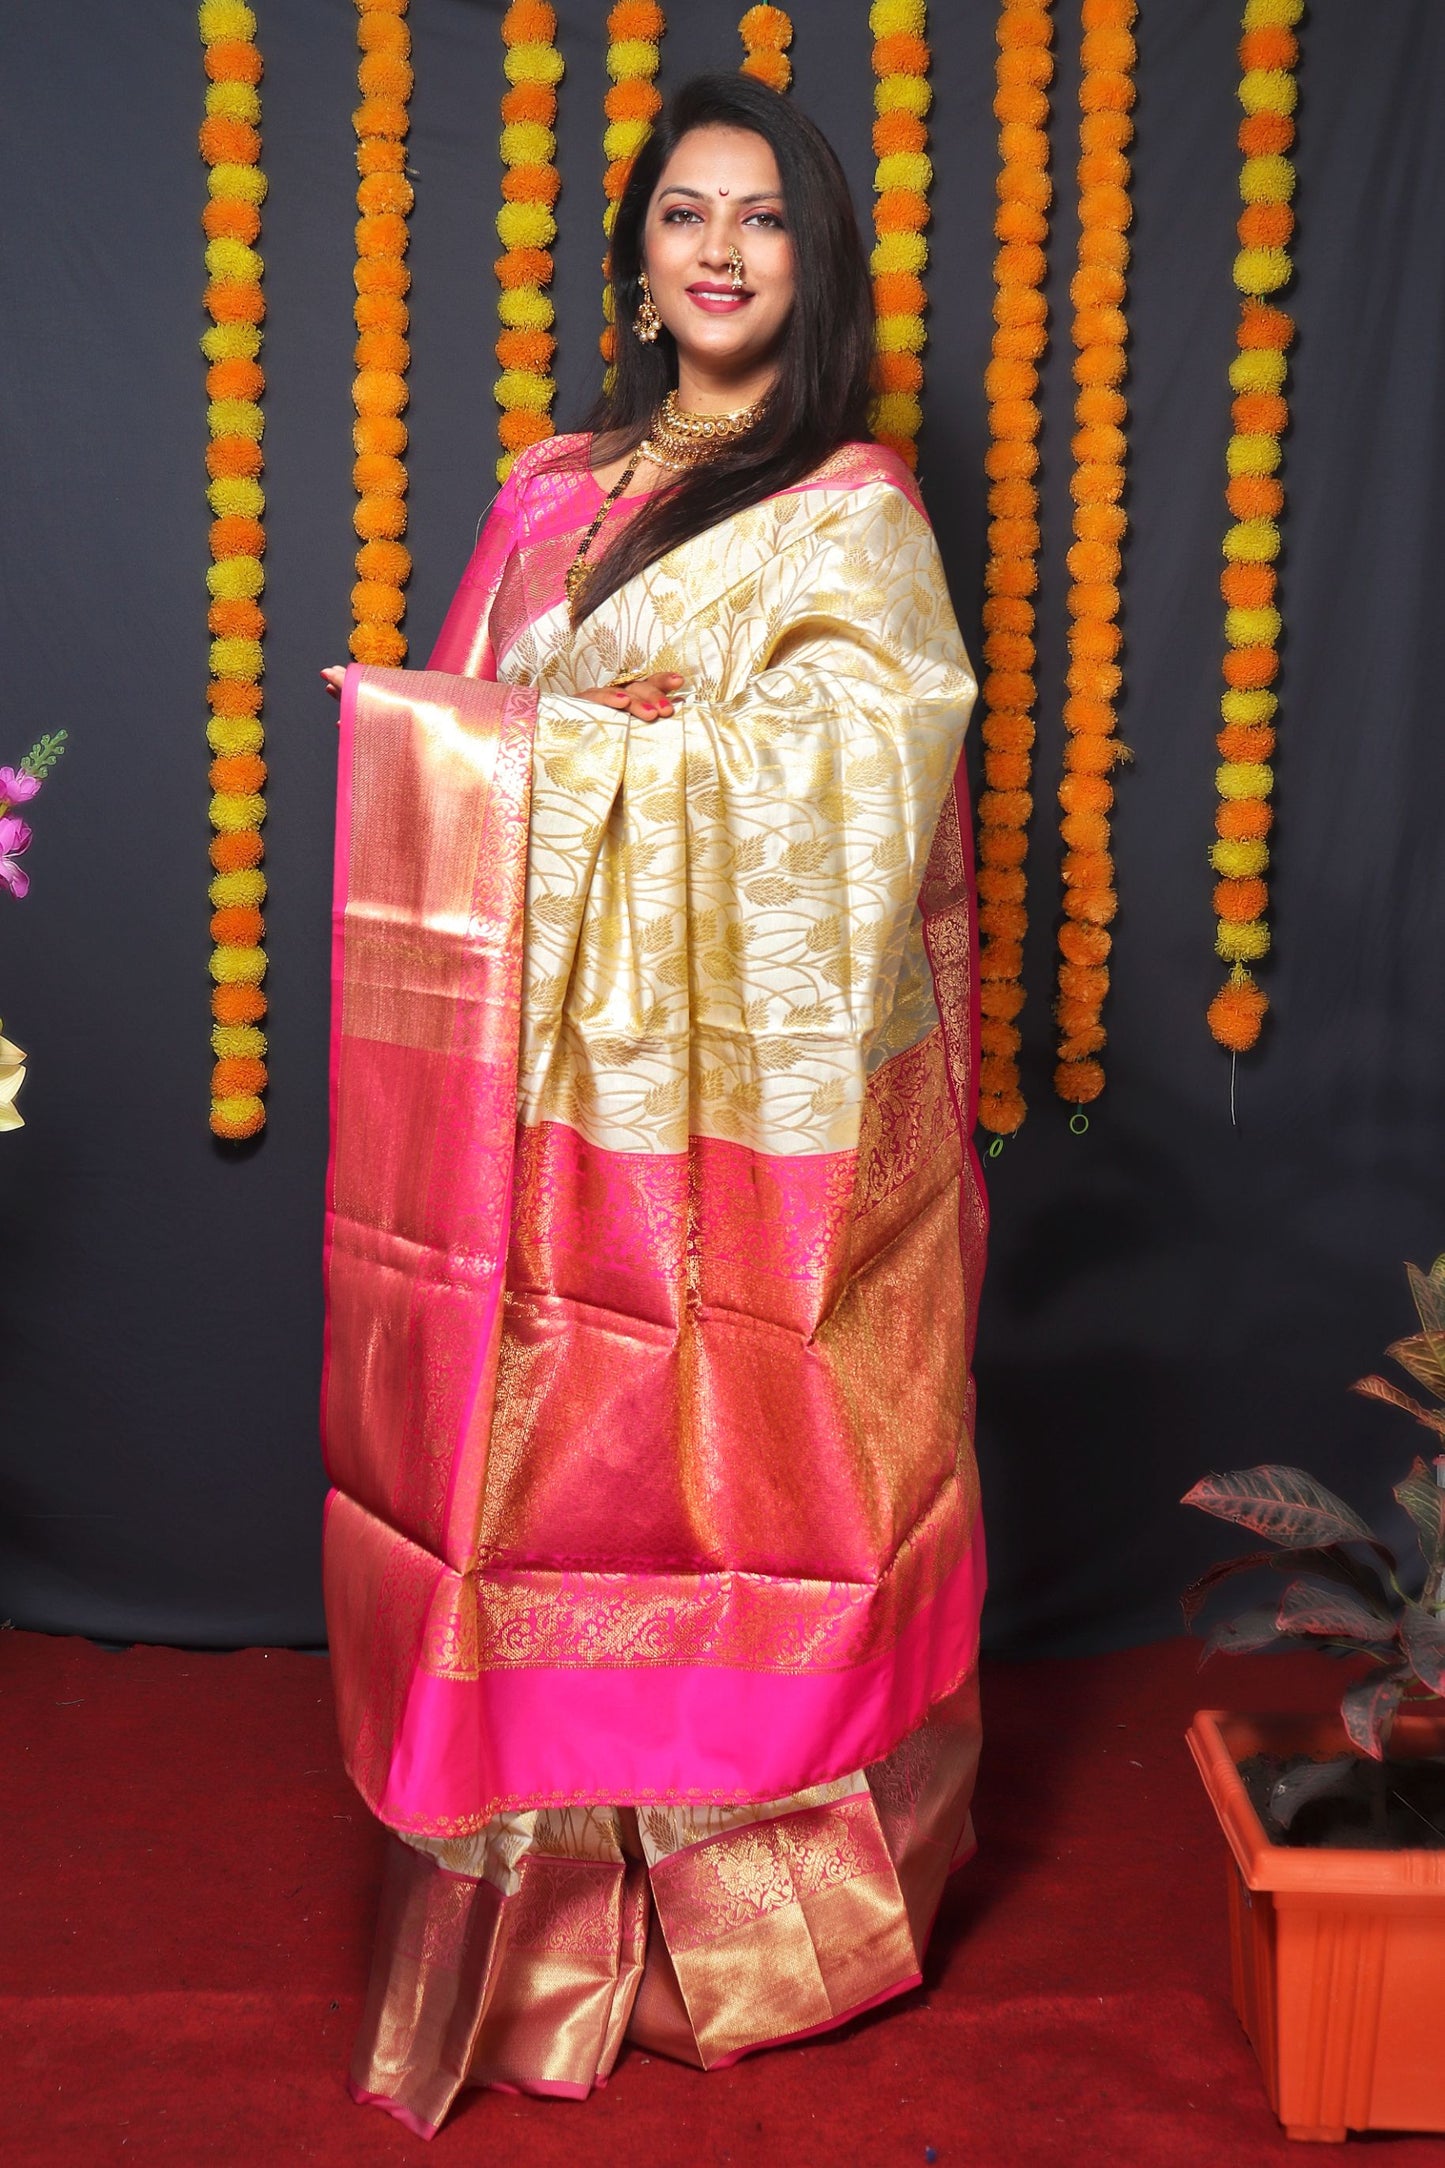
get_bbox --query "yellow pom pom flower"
[199,0,256,41]
[207,717,265,757]
[209,791,268,837]
[1223,516,1280,561]
[206,476,265,518]
[1220,687,1276,726]
[607,38,658,79]
[207,398,264,440]
[1239,153,1294,203]
[1225,605,1281,648]
[1233,245,1290,293]
[206,80,261,125]
[875,151,933,195]
[201,322,262,362]
[209,636,263,680]
[498,287,554,330]
[212,1023,268,1061]
[206,237,263,284]
[1216,760,1274,801]
[1226,431,1282,476]
[207,555,265,600]
[1243,0,1303,27]
[875,71,931,116]
[870,0,925,35]
[1239,68,1297,115]
[208,162,267,205]
[500,121,555,165]
[1210,839,1269,878]
[871,234,927,281]
[1215,919,1271,963]
[497,199,556,250]
[1228,348,1286,392]
[493,369,553,413]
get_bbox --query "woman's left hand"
[321,666,347,698]
[575,671,684,719]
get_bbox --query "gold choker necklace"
[639,390,765,472]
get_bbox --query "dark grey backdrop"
[3,0,1443,1654]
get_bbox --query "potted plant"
[1181,1256,1445,2143]
[0,731,67,1131]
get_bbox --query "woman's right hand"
[575,672,684,719]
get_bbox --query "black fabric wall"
[3,0,1443,1656]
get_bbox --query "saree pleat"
[350,1671,981,2130]
[325,435,985,2123]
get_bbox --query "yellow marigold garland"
[868,0,932,469]
[740,5,792,92]
[199,0,268,1142]
[1053,0,1136,1116]
[975,0,1054,1139]
[350,0,412,668]
[495,1,563,484]
[600,5,665,371]
[1206,0,1302,1055]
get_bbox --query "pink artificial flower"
[0,814,33,898]
[0,767,41,805]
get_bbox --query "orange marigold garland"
[740,5,792,92]
[600,5,665,372]
[1053,0,1136,1118]
[495,2,563,484]
[199,0,268,1141]
[868,1,932,469]
[974,0,1054,1139]
[350,0,413,668]
[1206,0,1302,1057]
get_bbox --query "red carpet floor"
[5,1629,1443,2168]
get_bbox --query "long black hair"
[562,72,875,622]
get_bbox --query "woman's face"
[642,125,794,388]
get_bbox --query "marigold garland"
[868,0,933,470]
[740,6,792,93]
[1206,0,1302,1055]
[600,5,665,371]
[495,1,563,483]
[974,0,1054,1139]
[1052,0,1137,1114]
[350,0,413,668]
[199,0,268,1141]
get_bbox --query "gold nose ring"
[727,244,745,290]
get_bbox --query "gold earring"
[727,245,744,291]
[634,269,661,344]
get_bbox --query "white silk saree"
[323,435,987,2128]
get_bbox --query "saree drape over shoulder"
[323,436,986,2132]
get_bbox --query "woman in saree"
[321,71,987,2136]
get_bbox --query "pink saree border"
[374,1516,985,1830]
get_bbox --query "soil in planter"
[1241,1752,1445,1850]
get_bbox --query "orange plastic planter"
[1188,1708,1445,2143]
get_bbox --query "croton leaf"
[1395,1457,1445,1575]
[1340,1671,1405,1760]
[1352,1374,1445,1437]
[1202,1607,1292,1658]
[1182,1465,1376,1549]
[1408,1259,1445,1338]
[1183,1543,1391,1629]
[1275,1576,1397,1645]
[1180,1550,1279,1626]
[1386,1331,1445,1402]
[1400,1602,1445,1695]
